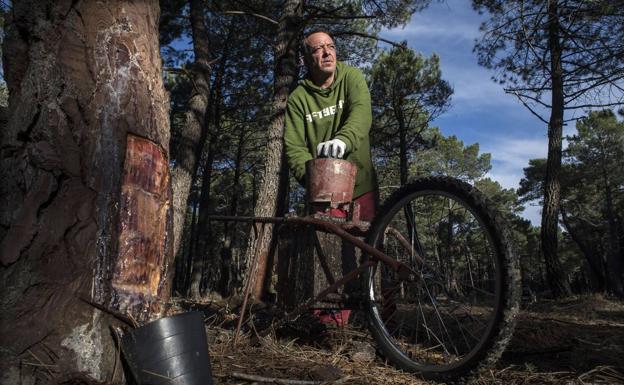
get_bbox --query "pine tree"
[473,0,624,297]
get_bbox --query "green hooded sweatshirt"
[284,61,376,198]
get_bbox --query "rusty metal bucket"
[306,158,357,207]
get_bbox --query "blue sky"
[381,1,550,224]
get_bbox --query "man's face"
[304,32,337,78]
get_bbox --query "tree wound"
[112,134,170,311]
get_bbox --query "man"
[284,29,377,221]
[284,29,377,327]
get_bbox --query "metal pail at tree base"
[306,158,357,207]
[121,311,213,385]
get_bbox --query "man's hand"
[317,139,346,158]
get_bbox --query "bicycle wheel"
[364,177,520,381]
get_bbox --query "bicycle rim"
[365,178,515,378]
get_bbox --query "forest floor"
[176,294,624,385]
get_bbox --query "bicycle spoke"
[422,275,460,357]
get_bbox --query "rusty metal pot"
[306,158,357,207]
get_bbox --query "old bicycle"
[211,161,521,381]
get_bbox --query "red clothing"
[313,309,351,327]
[326,190,378,221]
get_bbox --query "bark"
[219,125,247,294]
[170,0,211,262]
[396,105,420,254]
[189,133,217,298]
[560,208,606,292]
[540,0,571,298]
[189,42,233,297]
[176,0,218,300]
[397,106,408,186]
[600,155,624,296]
[243,0,303,300]
[0,0,171,382]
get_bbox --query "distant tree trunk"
[396,107,409,185]
[541,0,571,298]
[173,188,199,295]
[0,1,171,382]
[170,0,212,260]
[194,35,239,296]
[601,169,624,296]
[189,50,230,297]
[560,209,606,292]
[243,0,303,300]
[220,125,247,294]
[189,134,217,298]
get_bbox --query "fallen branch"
[578,365,624,385]
[534,316,624,328]
[231,371,348,384]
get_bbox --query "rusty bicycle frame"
[208,214,419,343]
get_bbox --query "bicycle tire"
[363,176,520,381]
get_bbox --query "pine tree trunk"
[190,50,231,296]
[397,108,408,185]
[601,168,624,296]
[0,0,171,381]
[170,0,212,260]
[189,134,217,298]
[242,0,303,300]
[560,209,606,292]
[178,56,234,297]
[219,125,247,294]
[541,0,571,298]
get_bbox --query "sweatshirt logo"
[306,100,344,122]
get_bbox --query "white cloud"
[522,202,542,226]
[448,72,519,111]
[486,169,524,191]
[384,20,480,42]
[383,5,530,115]
[482,137,547,225]
[483,138,547,186]
[485,138,548,170]
[383,2,486,42]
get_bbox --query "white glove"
[316,139,346,158]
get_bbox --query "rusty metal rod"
[208,215,411,275]
[385,226,425,265]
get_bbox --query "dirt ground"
[193,295,624,385]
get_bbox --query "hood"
[301,61,346,96]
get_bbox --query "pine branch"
[305,3,352,19]
[221,11,278,25]
[506,90,549,124]
[333,31,406,49]
[505,88,552,108]
[564,100,624,110]
[314,14,375,20]
[565,74,624,104]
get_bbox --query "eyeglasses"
[309,43,336,54]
